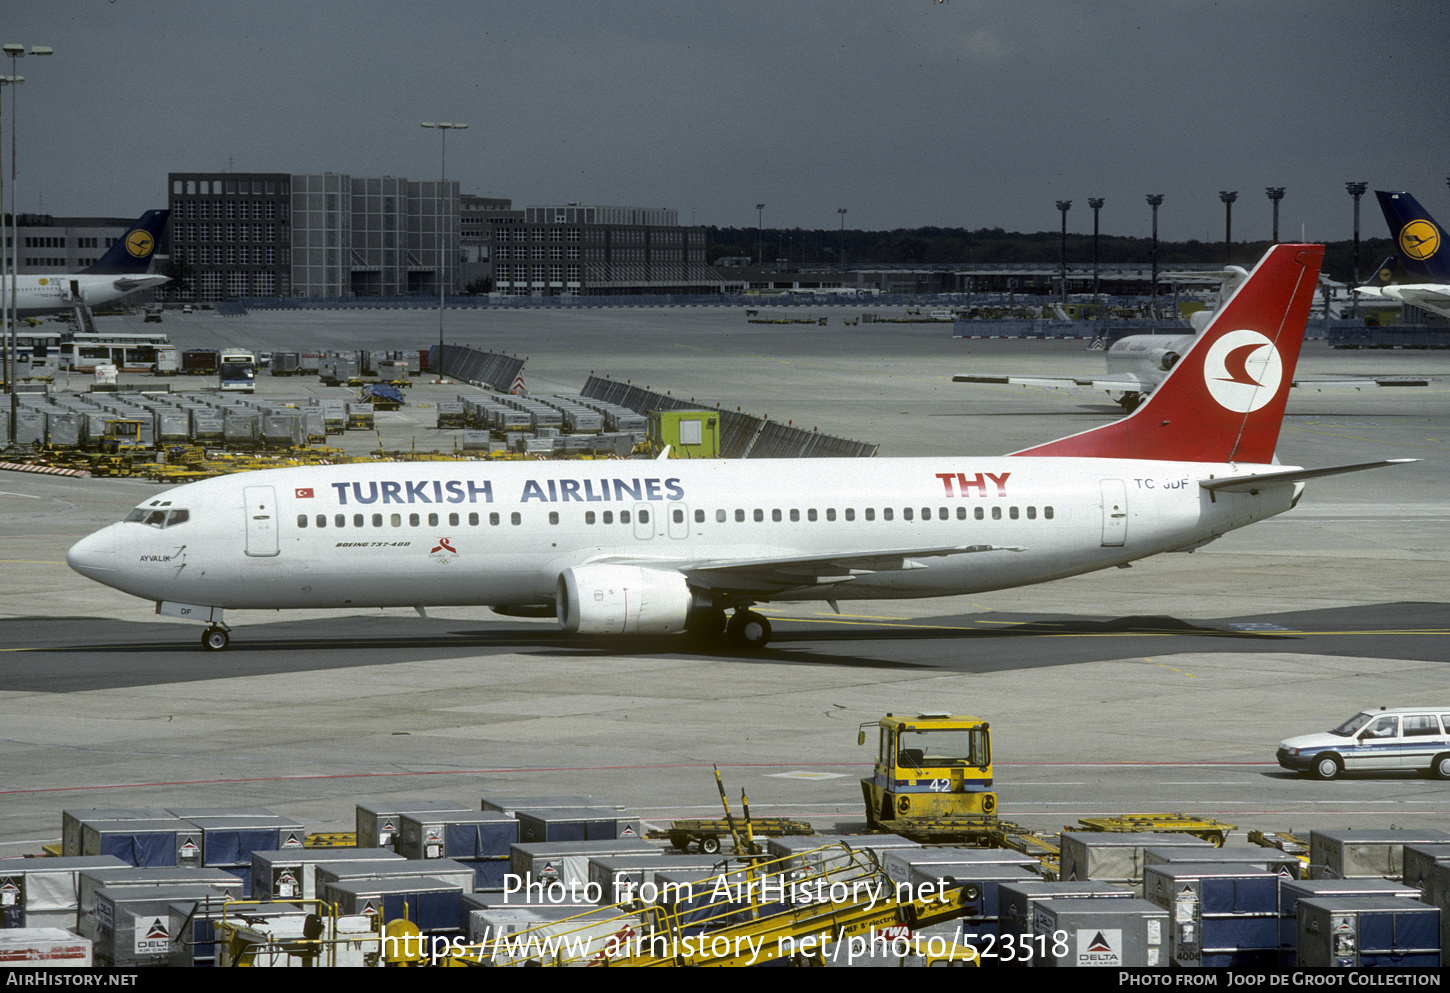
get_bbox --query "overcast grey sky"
[7,0,1448,242]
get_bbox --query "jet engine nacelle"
[1148,348,1181,372]
[556,564,701,635]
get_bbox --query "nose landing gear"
[202,626,230,652]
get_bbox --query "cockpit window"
[125,507,190,529]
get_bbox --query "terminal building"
[166,171,459,302]
[484,203,713,296]
[7,215,138,273]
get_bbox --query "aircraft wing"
[953,373,1148,394]
[1290,376,1431,390]
[1354,283,1450,318]
[589,543,1025,595]
[1198,459,1419,494]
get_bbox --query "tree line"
[706,226,1395,284]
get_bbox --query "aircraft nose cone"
[67,527,119,581]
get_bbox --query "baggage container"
[436,402,466,428]
[355,801,474,851]
[62,809,174,857]
[998,880,1135,967]
[91,886,232,968]
[260,409,303,447]
[181,815,306,879]
[903,865,1038,959]
[76,867,245,942]
[1144,844,1303,878]
[346,402,373,429]
[79,818,201,868]
[326,877,466,934]
[510,840,659,894]
[514,808,643,844]
[153,409,189,444]
[1141,862,1281,968]
[0,855,127,929]
[181,350,218,374]
[300,407,326,444]
[1028,897,1170,968]
[312,858,476,898]
[0,927,93,968]
[316,399,348,434]
[587,853,713,905]
[1058,831,1215,891]
[460,430,491,452]
[299,351,322,373]
[1425,860,1450,965]
[252,847,403,902]
[651,867,786,933]
[1403,842,1450,893]
[480,795,625,817]
[43,410,81,447]
[880,847,1038,889]
[12,408,44,445]
[1276,876,1423,967]
[1296,896,1440,967]
[458,857,511,892]
[1309,827,1450,879]
[270,352,300,375]
[222,408,260,446]
[398,811,519,861]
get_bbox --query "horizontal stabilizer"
[1198,459,1418,494]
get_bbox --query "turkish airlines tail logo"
[1202,330,1283,413]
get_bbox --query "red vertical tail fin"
[1011,244,1323,463]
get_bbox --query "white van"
[1277,707,1450,780]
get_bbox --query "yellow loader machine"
[859,713,996,829]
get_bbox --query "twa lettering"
[935,472,1010,497]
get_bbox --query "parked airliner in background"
[1352,191,1450,319]
[68,244,1414,652]
[6,210,170,316]
[956,257,1425,411]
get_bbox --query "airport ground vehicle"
[859,713,995,827]
[1276,707,1450,780]
[219,348,257,393]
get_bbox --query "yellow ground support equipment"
[212,899,384,967]
[98,419,146,455]
[1074,813,1236,847]
[859,713,996,828]
[647,409,721,459]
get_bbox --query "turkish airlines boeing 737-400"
[67,244,1413,652]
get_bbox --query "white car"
[1277,708,1450,780]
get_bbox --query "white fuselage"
[1,273,171,315]
[67,456,1299,613]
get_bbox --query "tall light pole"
[421,121,465,379]
[1055,200,1072,303]
[837,207,847,274]
[3,43,50,447]
[1087,198,1104,300]
[1218,190,1238,265]
[1265,187,1286,243]
[1346,181,1368,319]
[755,203,765,271]
[1146,195,1164,316]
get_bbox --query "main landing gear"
[202,625,231,652]
[725,609,772,650]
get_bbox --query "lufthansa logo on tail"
[1399,220,1440,261]
[126,229,156,258]
[1202,329,1283,413]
